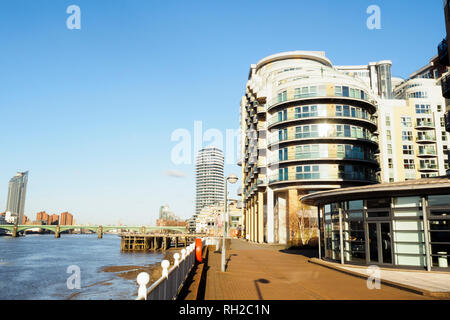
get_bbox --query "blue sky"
[0,0,445,225]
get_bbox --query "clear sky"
[0,0,445,225]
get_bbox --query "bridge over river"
[0,225,187,238]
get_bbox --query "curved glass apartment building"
[195,147,225,216]
[240,51,379,245]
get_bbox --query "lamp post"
[222,174,238,272]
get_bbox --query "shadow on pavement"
[254,278,270,300]
[279,247,319,259]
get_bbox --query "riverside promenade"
[185,239,434,300]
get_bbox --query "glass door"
[380,222,393,264]
[368,223,379,263]
[367,222,393,265]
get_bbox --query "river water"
[0,233,164,300]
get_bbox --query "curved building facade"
[240,51,379,245]
[301,177,450,271]
[195,147,225,215]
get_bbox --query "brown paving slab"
[202,239,434,300]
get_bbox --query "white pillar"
[278,193,288,245]
[267,187,274,243]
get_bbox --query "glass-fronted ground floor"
[301,177,450,271]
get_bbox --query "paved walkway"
[202,239,434,300]
[311,259,450,297]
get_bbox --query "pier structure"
[120,233,203,252]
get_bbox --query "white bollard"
[174,253,180,266]
[161,260,170,278]
[136,272,150,300]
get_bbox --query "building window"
[342,86,349,97]
[387,130,392,141]
[408,91,428,99]
[419,145,436,156]
[402,131,413,141]
[386,116,391,127]
[442,117,446,128]
[279,148,288,161]
[295,105,319,118]
[415,104,431,114]
[277,109,287,122]
[404,159,415,170]
[387,144,393,155]
[420,159,437,170]
[401,117,412,127]
[388,158,393,169]
[443,132,448,141]
[277,91,287,103]
[416,117,434,127]
[278,128,287,141]
[438,105,443,112]
[295,145,321,159]
[296,165,320,180]
[403,145,414,155]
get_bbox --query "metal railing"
[136,238,206,300]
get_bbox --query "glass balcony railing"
[416,134,436,142]
[441,73,450,99]
[438,38,449,66]
[415,121,435,129]
[418,149,437,156]
[268,130,375,145]
[268,111,376,127]
[419,164,438,170]
[269,172,378,184]
[269,91,376,109]
[445,111,450,132]
[268,153,376,164]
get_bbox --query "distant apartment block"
[60,212,73,225]
[195,147,225,215]
[6,171,28,225]
[36,211,50,225]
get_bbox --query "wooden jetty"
[120,233,202,252]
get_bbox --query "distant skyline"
[0,0,446,225]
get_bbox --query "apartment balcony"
[237,187,242,196]
[237,159,242,167]
[267,113,376,129]
[268,132,377,148]
[441,73,450,99]
[256,178,267,187]
[415,121,435,130]
[257,122,267,131]
[419,164,438,172]
[267,91,377,114]
[268,172,378,184]
[418,151,437,158]
[445,111,450,133]
[416,135,436,143]
[257,105,266,114]
[267,154,378,166]
[438,38,449,66]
